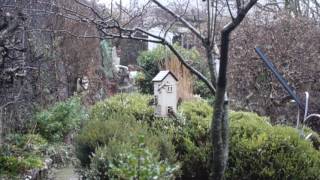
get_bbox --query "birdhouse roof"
[152,70,178,82]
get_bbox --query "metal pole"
[255,47,305,111]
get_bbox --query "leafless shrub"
[228,12,320,132]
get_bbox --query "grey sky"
[97,0,200,8]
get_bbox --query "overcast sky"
[96,0,200,8]
[97,0,164,6]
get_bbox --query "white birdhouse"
[152,70,178,117]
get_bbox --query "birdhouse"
[152,70,178,117]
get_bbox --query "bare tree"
[256,0,320,21]
[0,0,112,143]
[228,11,320,131]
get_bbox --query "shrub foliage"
[177,100,320,179]
[35,96,87,142]
[75,93,320,180]
[75,93,178,179]
[0,134,46,177]
[228,111,320,179]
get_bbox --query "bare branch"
[151,0,205,42]
[26,29,102,39]
[74,0,104,20]
[166,42,216,94]
[223,0,258,34]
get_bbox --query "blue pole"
[255,47,305,111]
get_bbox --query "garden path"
[53,166,79,180]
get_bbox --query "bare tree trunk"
[206,47,217,89]
[211,29,230,179]
[211,0,258,178]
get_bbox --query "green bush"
[90,93,154,123]
[82,136,179,180]
[227,111,320,179]
[0,133,71,177]
[193,79,213,101]
[0,97,84,177]
[1,133,48,157]
[75,93,178,179]
[76,94,320,179]
[35,96,87,142]
[176,100,320,179]
[173,100,212,179]
[179,100,212,142]
[0,155,43,176]
[136,48,161,94]
[75,113,176,167]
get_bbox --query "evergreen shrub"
[174,100,212,179]
[90,93,154,124]
[76,93,320,179]
[227,111,320,179]
[35,96,87,142]
[82,136,179,180]
[177,100,320,179]
[75,114,177,179]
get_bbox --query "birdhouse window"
[154,95,158,105]
[167,106,173,114]
[158,83,162,94]
[167,85,173,93]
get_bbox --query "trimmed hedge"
[228,111,320,179]
[89,93,154,123]
[177,100,320,179]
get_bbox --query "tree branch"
[151,0,205,42]
[223,0,258,34]
[136,28,216,94]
